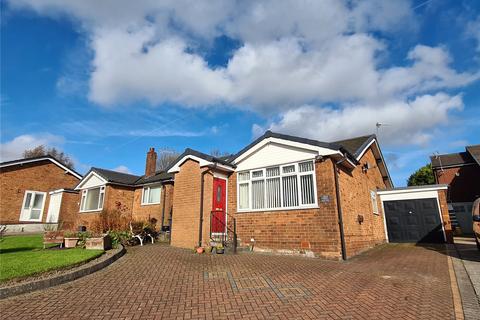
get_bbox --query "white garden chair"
[129,222,154,246]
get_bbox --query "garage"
[378,185,452,244]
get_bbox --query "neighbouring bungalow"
[74,148,174,231]
[430,144,480,234]
[0,156,82,233]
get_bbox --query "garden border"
[0,245,126,299]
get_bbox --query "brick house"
[166,131,394,259]
[430,144,480,234]
[0,156,82,233]
[74,148,174,231]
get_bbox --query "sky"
[1,0,479,186]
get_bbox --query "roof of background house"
[332,135,376,158]
[87,167,173,187]
[134,170,174,185]
[466,145,480,165]
[165,147,236,172]
[430,145,480,168]
[0,155,82,179]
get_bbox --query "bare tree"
[156,148,180,171]
[23,145,75,169]
[210,149,230,158]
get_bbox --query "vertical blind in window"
[237,160,316,211]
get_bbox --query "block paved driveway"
[1,244,455,319]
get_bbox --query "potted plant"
[204,246,213,254]
[215,244,224,254]
[85,234,112,250]
[196,246,204,254]
[64,231,80,248]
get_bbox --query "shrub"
[92,201,131,233]
[107,230,132,248]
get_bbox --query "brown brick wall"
[132,182,174,227]
[77,185,135,230]
[337,148,388,258]
[170,160,214,249]
[433,165,480,202]
[58,191,80,230]
[228,159,342,259]
[438,189,453,243]
[0,161,79,224]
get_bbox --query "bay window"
[142,185,162,205]
[237,160,317,211]
[80,186,105,212]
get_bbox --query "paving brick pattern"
[0,243,455,319]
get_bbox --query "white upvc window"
[237,160,318,212]
[141,185,162,205]
[80,186,105,212]
[371,190,379,215]
[20,191,47,222]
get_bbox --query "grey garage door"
[384,198,444,243]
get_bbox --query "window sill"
[19,219,43,223]
[79,209,103,213]
[140,202,161,206]
[237,205,319,214]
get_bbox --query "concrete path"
[452,236,480,320]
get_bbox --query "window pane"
[98,192,104,209]
[142,188,148,203]
[238,172,250,181]
[300,174,315,204]
[282,165,295,174]
[299,161,314,172]
[149,186,161,203]
[266,177,281,208]
[252,170,263,178]
[30,209,41,220]
[239,183,249,209]
[252,180,265,209]
[23,193,32,209]
[266,167,280,177]
[85,188,100,210]
[282,175,298,207]
[32,193,44,209]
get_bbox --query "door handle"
[408,211,414,214]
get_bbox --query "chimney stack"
[145,147,157,177]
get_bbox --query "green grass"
[0,234,103,283]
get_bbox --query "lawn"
[0,234,103,283]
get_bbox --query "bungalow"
[166,131,394,259]
[0,156,82,233]
[74,148,174,231]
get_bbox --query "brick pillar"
[145,148,157,177]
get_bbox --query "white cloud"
[467,15,480,52]
[6,0,479,147]
[265,93,463,145]
[0,133,65,161]
[112,165,132,174]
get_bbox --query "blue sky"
[1,0,479,186]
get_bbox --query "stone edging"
[0,245,126,299]
[446,245,464,320]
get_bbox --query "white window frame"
[80,186,106,213]
[19,190,47,222]
[237,160,318,213]
[141,185,162,206]
[371,190,379,215]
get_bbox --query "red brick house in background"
[166,131,395,259]
[0,156,82,233]
[431,144,480,234]
[74,148,174,231]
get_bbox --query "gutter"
[333,158,347,261]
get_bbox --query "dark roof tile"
[466,144,480,165]
[430,151,475,168]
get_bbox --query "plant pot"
[216,247,224,254]
[196,247,204,254]
[64,237,79,248]
[85,235,112,250]
[204,246,213,254]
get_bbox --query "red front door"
[211,178,226,233]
